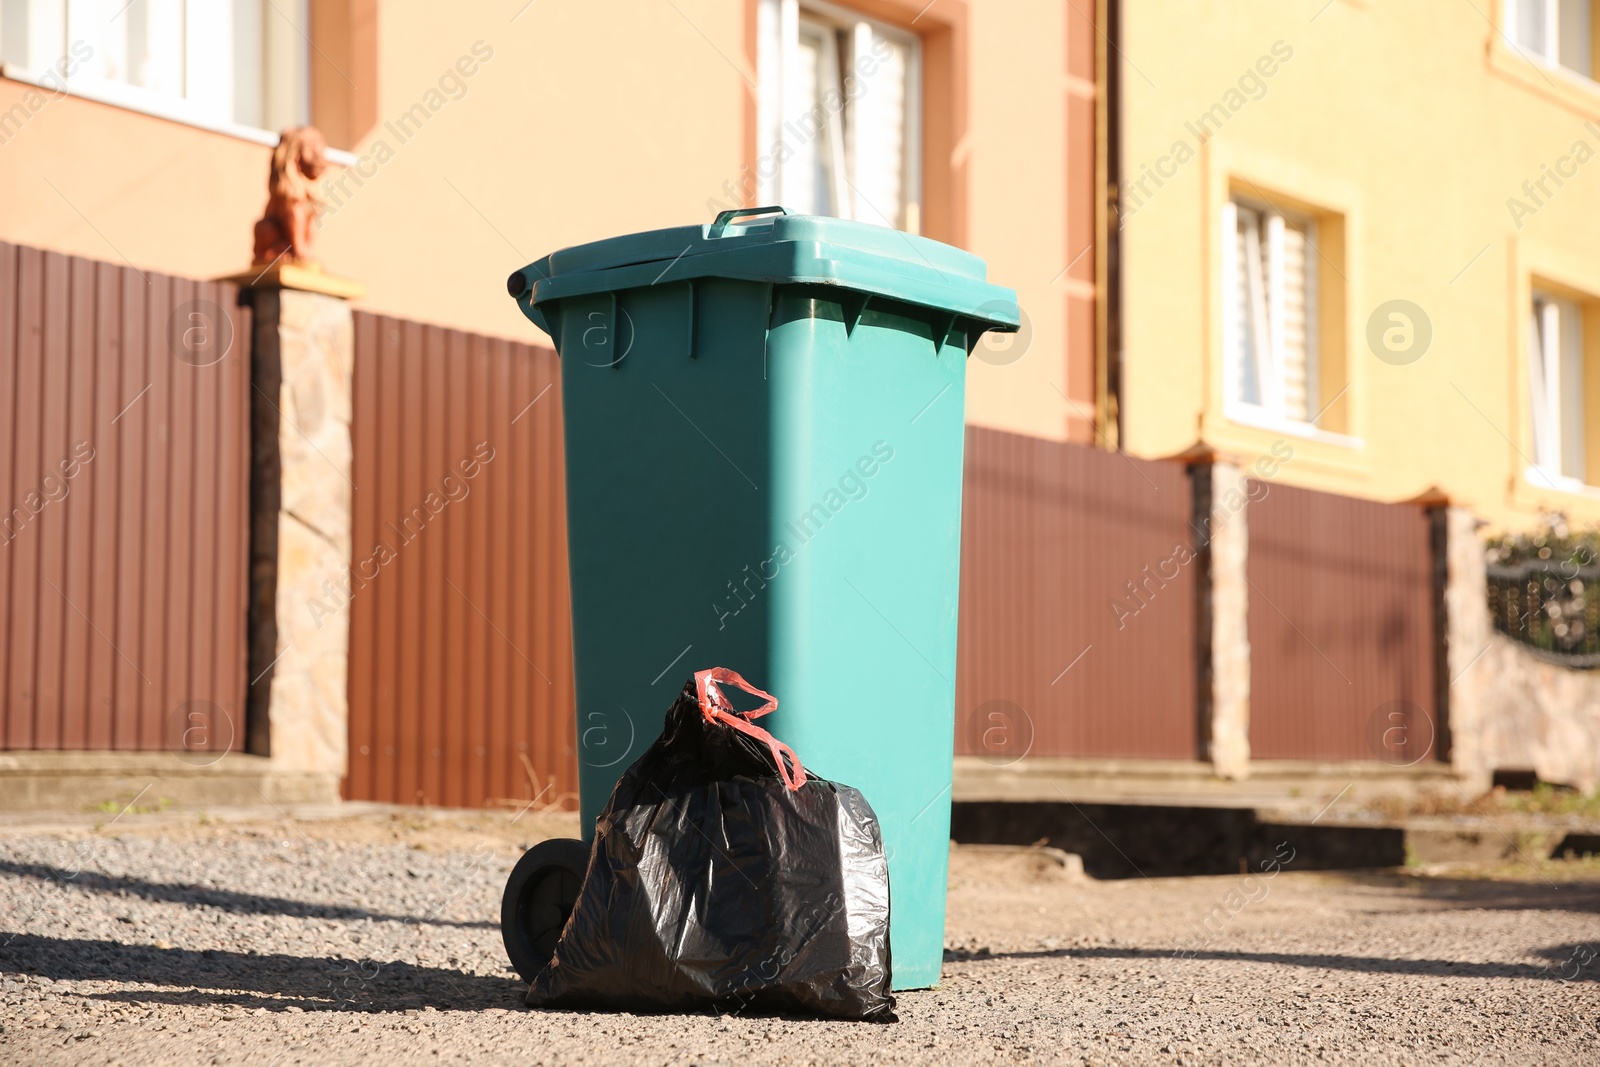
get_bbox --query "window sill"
[1523,465,1600,499]
[1,65,357,166]
[1223,403,1362,450]
[1487,39,1600,120]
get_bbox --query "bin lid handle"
[695,666,807,791]
[708,206,789,239]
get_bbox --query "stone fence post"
[230,266,363,789]
[1441,505,1490,791]
[1189,453,1252,780]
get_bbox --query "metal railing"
[1487,559,1600,668]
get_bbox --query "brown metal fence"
[955,427,1199,760]
[0,241,249,754]
[344,312,576,808]
[1246,481,1440,762]
[0,239,1451,790]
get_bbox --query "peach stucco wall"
[0,0,1098,444]
[0,82,268,283]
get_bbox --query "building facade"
[0,0,1102,444]
[3,0,1597,806]
[1121,0,1600,529]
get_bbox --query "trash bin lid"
[509,207,1020,337]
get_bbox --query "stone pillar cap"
[1164,441,1248,467]
[1403,485,1452,507]
[219,260,364,300]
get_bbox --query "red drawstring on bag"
[694,667,807,791]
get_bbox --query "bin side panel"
[559,279,775,824]
[763,294,967,992]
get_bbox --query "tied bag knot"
[693,666,807,791]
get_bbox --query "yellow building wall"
[0,0,1089,444]
[1121,0,1600,529]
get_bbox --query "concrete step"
[1384,816,1600,866]
[0,752,339,812]
[954,755,1466,822]
[950,799,1600,879]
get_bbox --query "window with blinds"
[1529,291,1587,481]
[0,0,308,131]
[755,0,921,232]
[1223,197,1320,425]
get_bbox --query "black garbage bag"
[527,667,896,1021]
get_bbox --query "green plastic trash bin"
[502,207,1018,991]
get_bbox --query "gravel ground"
[0,806,1596,1066]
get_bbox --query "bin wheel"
[501,837,590,985]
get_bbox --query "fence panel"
[1246,481,1439,762]
[956,427,1198,760]
[0,240,248,755]
[345,312,576,807]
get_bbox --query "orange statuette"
[693,667,807,791]
[252,126,329,267]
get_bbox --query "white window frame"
[1220,194,1354,445]
[1505,0,1594,78]
[1528,289,1588,485]
[756,0,922,232]
[0,0,353,160]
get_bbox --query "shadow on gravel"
[1532,942,1600,981]
[0,934,524,1011]
[1352,873,1600,915]
[0,858,495,929]
[950,802,1405,878]
[949,944,1582,981]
